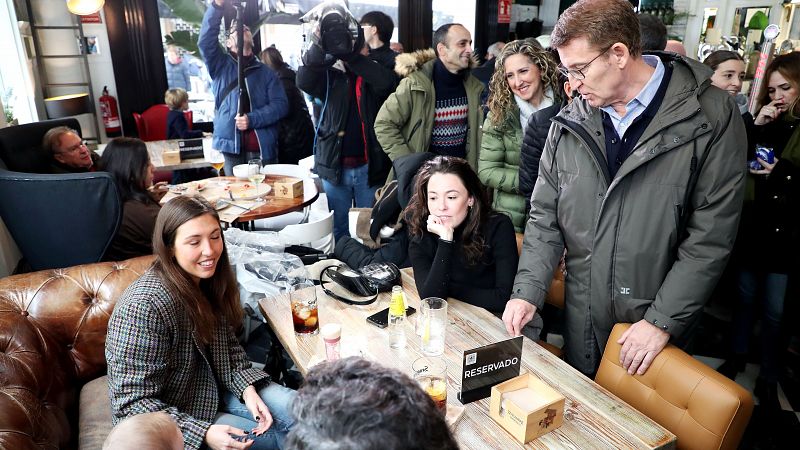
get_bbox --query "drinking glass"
[291,281,318,335]
[207,148,225,177]
[420,297,447,356]
[412,357,448,414]
[248,158,265,202]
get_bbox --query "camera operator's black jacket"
[297,44,397,187]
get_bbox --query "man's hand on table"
[617,319,670,375]
[502,299,537,336]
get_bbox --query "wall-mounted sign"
[80,12,102,24]
[498,0,512,24]
[458,336,523,404]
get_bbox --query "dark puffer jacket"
[519,101,563,216]
[273,63,314,164]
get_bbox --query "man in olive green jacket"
[503,0,746,377]
[374,23,484,171]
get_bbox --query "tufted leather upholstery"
[0,256,154,449]
[596,323,754,450]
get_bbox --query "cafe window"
[0,0,37,125]
[432,0,476,41]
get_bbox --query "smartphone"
[366,306,416,328]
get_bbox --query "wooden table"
[258,270,676,449]
[160,175,318,225]
[95,137,212,171]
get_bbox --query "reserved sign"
[178,138,204,160]
[458,336,523,404]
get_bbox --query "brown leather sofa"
[596,323,754,450]
[0,256,154,449]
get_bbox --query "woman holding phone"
[719,52,800,407]
[106,196,295,450]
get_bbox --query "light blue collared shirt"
[600,55,665,138]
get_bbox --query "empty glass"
[420,297,447,356]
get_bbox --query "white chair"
[278,209,334,253]
[253,164,316,230]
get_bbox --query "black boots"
[718,354,747,380]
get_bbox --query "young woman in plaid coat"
[106,196,295,450]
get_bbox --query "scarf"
[515,88,554,126]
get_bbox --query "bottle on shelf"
[388,285,407,349]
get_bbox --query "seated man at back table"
[285,357,458,450]
[42,126,99,173]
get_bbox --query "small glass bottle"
[388,285,407,349]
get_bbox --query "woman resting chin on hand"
[406,156,518,316]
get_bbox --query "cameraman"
[199,0,288,176]
[297,10,398,240]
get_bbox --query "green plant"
[1,88,14,124]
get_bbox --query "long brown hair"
[758,51,800,118]
[487,39,561,127]
[151,196,241,344]
[404,156,490,265]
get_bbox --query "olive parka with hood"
[374,49,484,171]
[513,54,747,375]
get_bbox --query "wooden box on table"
[489,372,565,443]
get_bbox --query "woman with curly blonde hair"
[478,39,562,231]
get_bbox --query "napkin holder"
[162,150,181,166]
[489,372,565,443]
[274,177,303,198]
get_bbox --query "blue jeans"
[322,164,378,240]
[222,152,277,178]
[203,383,296,450]
[732,269,788,382]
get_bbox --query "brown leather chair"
[596,323,754,450]
[515,233,565,356]
[0,256,154,449]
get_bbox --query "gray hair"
[486,41,505,58]
[285,357,459,450]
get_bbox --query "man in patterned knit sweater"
[375,23,484,171]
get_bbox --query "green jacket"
[479,108,526,232]
[513,54,747,375]
[374,49,484,172]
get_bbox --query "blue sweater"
[167,109,202,140]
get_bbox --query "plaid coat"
[106,270,268,449]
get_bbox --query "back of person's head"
[98,137,152,203]
[405,156,490,265]
[103,412,183,450]
[759,51,800,114]
[487,39,561,126]
[360,11,394,44]
[486,41,505,59]
[152,195,240,343]
[551,0,642,58]
[285,357,458,450]
[164,88,189,110]
[638,13,667,51]
[664,39,686,56]
[260,46,285,71]
[42,126,77,156]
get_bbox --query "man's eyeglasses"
[61,141,88,154]
[557,45,612,80]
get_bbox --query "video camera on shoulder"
[301,0,361,62]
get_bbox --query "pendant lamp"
[66,0,105,15]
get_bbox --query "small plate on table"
[224,182,271,200]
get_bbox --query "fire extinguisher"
[99,86,122,137]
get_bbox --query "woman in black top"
[406,156,518,312]
[719,52,800,402]
[100,137,166,261]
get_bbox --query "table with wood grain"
[258,269,676,449]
